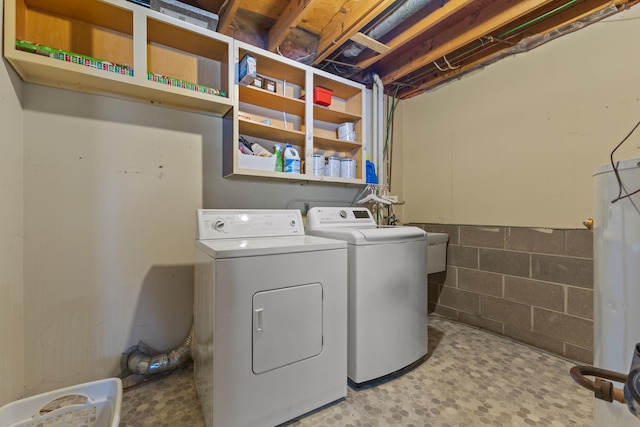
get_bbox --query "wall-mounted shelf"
[223,40,367,184]
[238,85,305,117]
[4,0,368,185]
[4,0,233,115]
[239,119,306,146]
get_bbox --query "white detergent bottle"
[283,144,300,173]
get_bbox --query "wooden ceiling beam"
[355,0,476,70]
[217,0,242,34]
[398,0,629,98]
[350,32,390,54]
[267,0,322,52]
[378,0,560,85]
[313,0,396,64]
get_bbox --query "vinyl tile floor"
[119,315,594,426]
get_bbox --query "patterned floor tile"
[120,316,595,426]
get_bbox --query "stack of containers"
[325,157,341,177]
[312,154,325,176]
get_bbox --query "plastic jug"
[284,144,300,173]
[366,160,378,184]
[274,144,283,172]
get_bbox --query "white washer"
[306,207,428,385]
[194,209,347,427]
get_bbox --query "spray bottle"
[274,144,283,172]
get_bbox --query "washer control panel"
[197,209,304,240]
[306,207,376,229]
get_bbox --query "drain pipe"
[121,323,194,376]
[373,74,385,186]
[372,74,378,171]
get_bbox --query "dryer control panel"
[306,207,376,229]
[197,209,304,240]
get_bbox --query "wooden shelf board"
[229,168,364,184]
[313,105,361,124]
[239,48,306,86]
[23,0,133,36]
[314,74,362,99]
[239,85,305,116]
[7,52,232,115]
[239,119,306,145]
[147,17,228,61]
[319,175,365,184]
[313,134,362,152]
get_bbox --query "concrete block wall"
[411,224,593,364]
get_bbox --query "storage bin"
[0,378,122,427]
[313,86,332,106]
[238,153,276,171]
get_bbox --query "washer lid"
[196,234,346,259]
[307,226,425,245]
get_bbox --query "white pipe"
[372,78,378,169]
[373,74,384,186]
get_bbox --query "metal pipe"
[121,323,194,376]
[570,365,628,403]
[343,0,433,58]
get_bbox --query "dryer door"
[252,283,323,374]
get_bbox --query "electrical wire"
[610,118,640,203]
[396,0,601,94]
[383,85,401,159]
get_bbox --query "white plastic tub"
[0,378,122,427]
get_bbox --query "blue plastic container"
[366,160,378,184]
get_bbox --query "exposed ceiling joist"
[314,0,396,64]
[378,0,560,85]
[267,0,321,52]
[350,32,390,54]
[355,0,475,70]
[180,0,639,99]
[217,0,241,34]
[398,0,632,98]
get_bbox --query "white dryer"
[194,209,347,427]
[306,207,427,385]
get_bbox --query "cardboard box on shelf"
[150,0,218,31]
[238,54,257,85]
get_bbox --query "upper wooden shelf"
[239,85,305,117]
[314,74,362,100]
[238,47,306,87]
[314,105,361,124]
[238,119,306,146]
[5,0,234,116]
[313,135,362,152]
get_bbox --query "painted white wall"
[395,6,640,228]
[16,81,360,396]
[0,0,25,405]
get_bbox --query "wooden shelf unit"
[310,70,365,181]
[5,0,233,115]
[224,40,367,184]
[4,0,367,184]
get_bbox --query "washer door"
[252,283,323,374]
